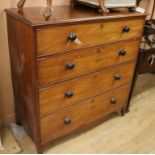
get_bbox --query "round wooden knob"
[122,25,130,32]
[68,33,77,41]
[65,90,74,98]
[119,50,126,56]
[111,98,117,104]
[66,61,75,70]
[64,118,71,125]
[115,74,121,80]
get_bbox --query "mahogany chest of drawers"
[6,6,146,153]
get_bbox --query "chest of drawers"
[6,6,146,153]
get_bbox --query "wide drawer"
[36,18,144,57]
[41,84,131,143]
[38,39,140,86]
[39,61,136,117]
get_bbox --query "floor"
[3,73,155,153]
[0,128,21,154]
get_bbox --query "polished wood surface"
[39,61,136,117]
[41,84,131,143]
[13,74,155,154]
[5,6,146,27]
[6,14,40,144]
[36,18,144,56]
[6,6,146,153]
[38,39,140,86]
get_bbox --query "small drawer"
[39,61,136,117]
[41,84,131,143]
[36,18,144,57]
[38,39,140,86]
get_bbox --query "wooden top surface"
[5,5,146,27]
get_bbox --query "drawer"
[41,84,131,143]
[36,18,144,57]
[38,39,140,86]
[39,61,136,117]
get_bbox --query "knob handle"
[66,61,75,70]
[115,74,121,80]
[122,25,130,32]
[64,118,71,125]
[68,33,77,42]
[111,98,117,104]
[119,50,126,56]
[65,90,73,98]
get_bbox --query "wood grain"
[36,17,144,56]
[5,6,145,153]
[41,84,131,143]
[6,14,40,145]
[5,6,146,27]
[38,39,140,86]
[39,61,136,116]
[7,74,155,154]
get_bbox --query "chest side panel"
[6,14,39,143]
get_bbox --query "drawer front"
[37,18,144,56]
[41,84,131,143]
[39,61,136,117]
[38,40,140,86]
